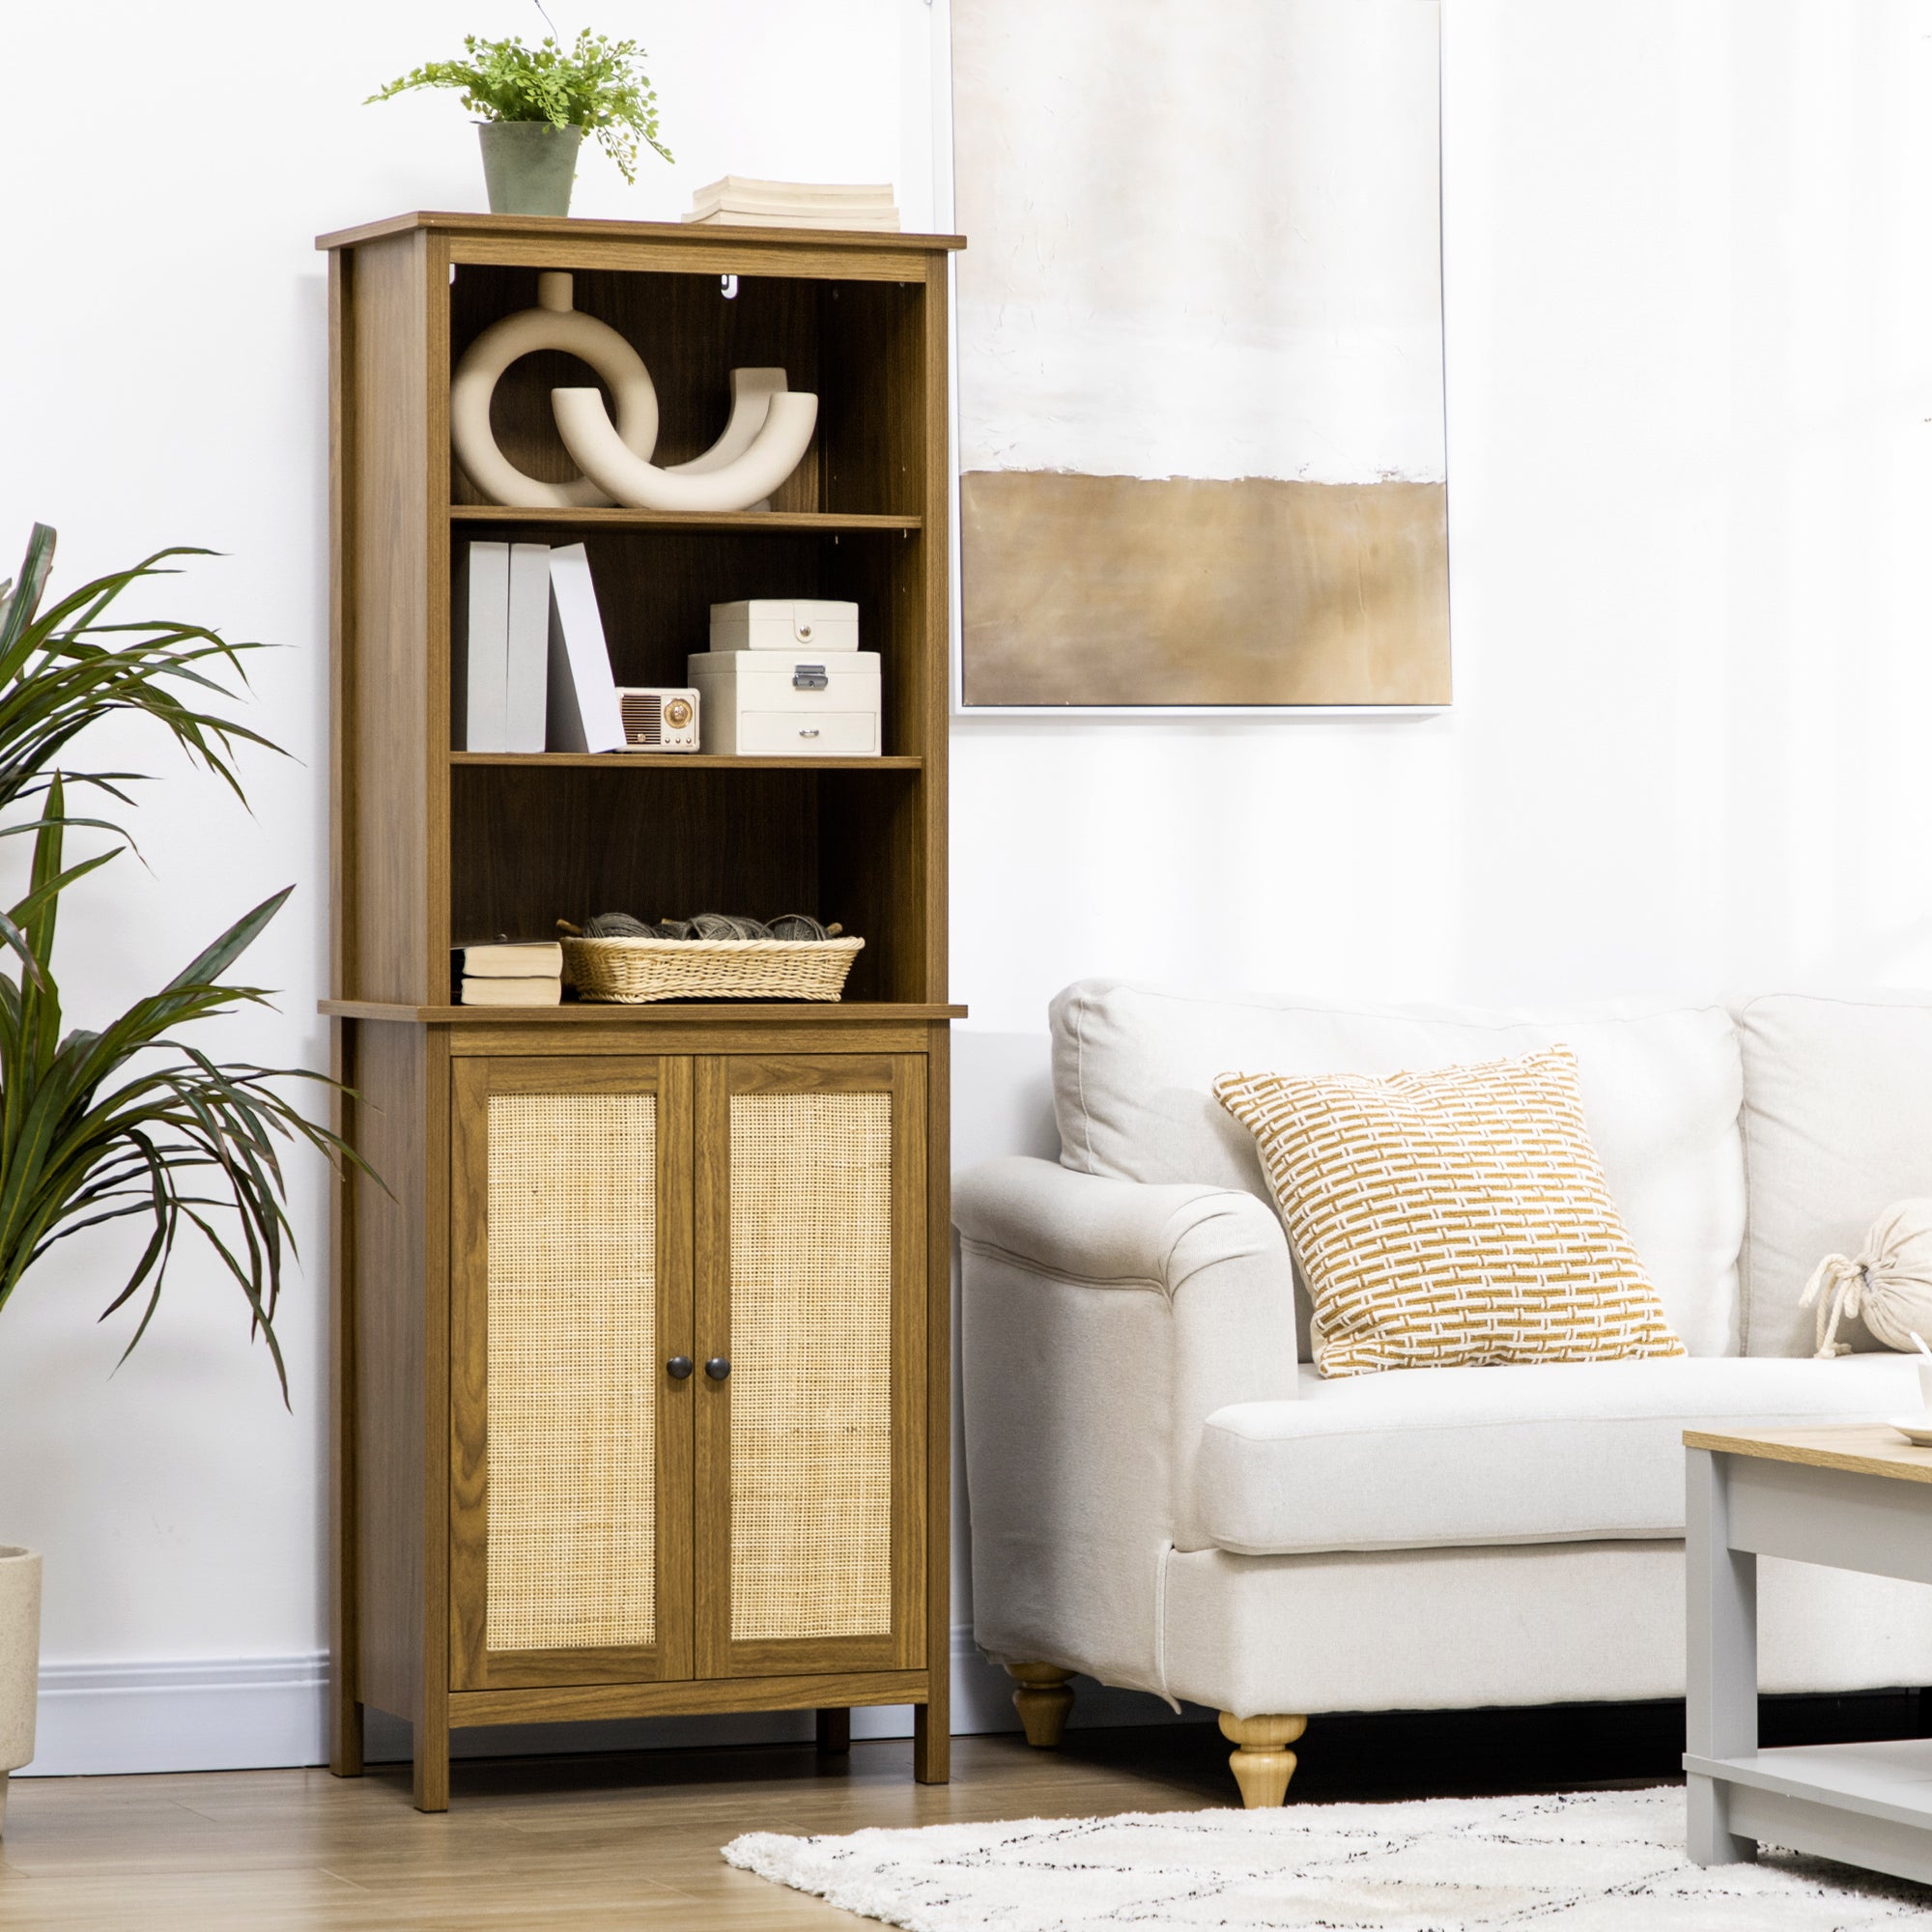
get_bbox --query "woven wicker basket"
[560,933,864,1004]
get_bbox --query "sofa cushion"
[1051,981,1746,1355]
[1192,1354,1921,1555]
[1738,992,1932,1357]
[1216,1049,1685,1377]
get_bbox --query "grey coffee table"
[1685,1424,1932,1885]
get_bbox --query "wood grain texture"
[318,207,965,255]
[318,1003,963,1029]
[415,1026,453,1812]
[343,233,435,1002]
[961,470,1451,708]
[915,1023,951,1782]
[324,214,957,1801]
[422,233,454,987]
[694,1054,926,1684]
[446,1057,491,1690]
[1684,1425,1932,1483]
[10,1717,1930,1929]
[448,754,923,771]
[447,763,928,1003]
[921,258,951,1003]
[450,1056,696,1694]
[327,243,364,1782]
[447,507,920,531]
[450,1667,927,1727]
[446,236,935,283]
[346,1023,424,1729]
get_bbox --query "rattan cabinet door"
[450,1056,694,1690]
[694,1054,927,1679]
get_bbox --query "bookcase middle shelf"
[447,752,923,770]
[447,507,923,533]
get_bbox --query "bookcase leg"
[412,1706,450,1813]
[914,1696,951,1784]
[329,1694,364,1777]
[815,1707,851,1753]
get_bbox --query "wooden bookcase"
[316,212,963,1810]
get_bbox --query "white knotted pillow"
[1801,1199,1932,1356]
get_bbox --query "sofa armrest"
[955,1156,1297,1694]
[955,1155,1286,1301]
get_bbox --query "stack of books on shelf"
[456,941,564,1007]
[456,541,626,753]
[684,177,899,231]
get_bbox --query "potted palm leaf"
[0,525,356,1830]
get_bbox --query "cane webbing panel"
[486,1091,658,1652]
[728,1090,893,1641]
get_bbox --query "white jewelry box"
[708,599,861,654]
[686,649,881,755]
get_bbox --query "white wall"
[5,0,1932,1773]
[0,0,932,1771]
[952,2,1932,1039]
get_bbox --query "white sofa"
[954,983,1932,1804]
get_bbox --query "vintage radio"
[614,687,700,751]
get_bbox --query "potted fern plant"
[0,526,355,1828]
[368,28,673,217]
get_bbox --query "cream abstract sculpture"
[450,272,658,509]
[554,378,818,514]
[449,271,818,514]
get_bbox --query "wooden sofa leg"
[1218,1712,1307,1807]
[1007,1664,1075,1747]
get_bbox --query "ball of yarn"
[692,913,770,940]
[768,913,830,942]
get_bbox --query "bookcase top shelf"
[316,210,967,255]
[447,508,922,533]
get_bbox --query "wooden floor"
[0,1695,1921,1929]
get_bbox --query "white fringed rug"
[724,1786,1932,1929]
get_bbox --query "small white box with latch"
[708,599,861,654]
[686,649,881,755]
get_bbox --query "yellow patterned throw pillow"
[1214,1046,1685,1378]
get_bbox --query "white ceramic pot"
[0,1547,40,1833]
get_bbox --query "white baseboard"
[20,1631,1195,1777]
[23,1655,328,1776]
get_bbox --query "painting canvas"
[952,0,1450,709]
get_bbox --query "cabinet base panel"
[449,1668,929,1728]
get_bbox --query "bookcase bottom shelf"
[449,753,922,771]
[320,1001,967,1023]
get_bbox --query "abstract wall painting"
[951,0,1450,710]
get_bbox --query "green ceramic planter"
[478,121,583,217]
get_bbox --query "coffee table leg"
[1686,1447,1758,1864]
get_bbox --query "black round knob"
[667,1355,694,1380]
[703,1356,731,1380]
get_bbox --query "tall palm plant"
[0,523,356,1397]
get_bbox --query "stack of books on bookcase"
[455,940,563,1007]
[683,176,899,231]
[456,541,625,753]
